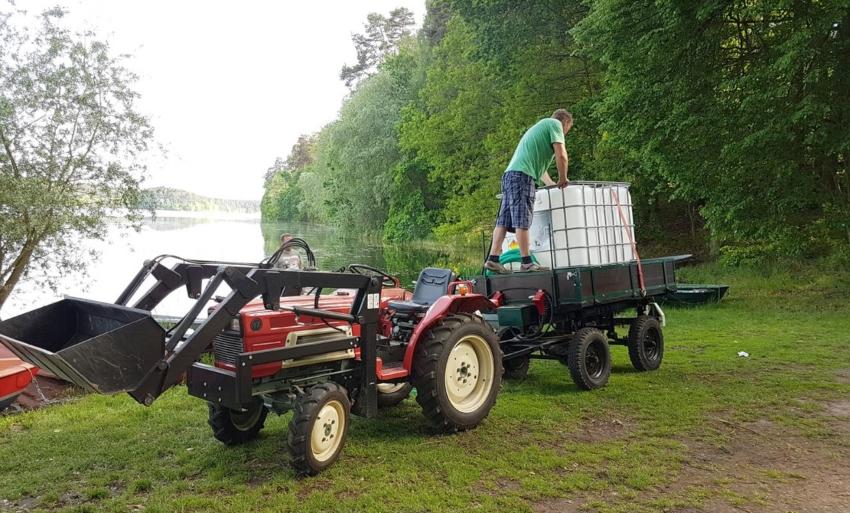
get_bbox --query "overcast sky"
[21,0,425,201]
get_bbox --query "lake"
[1,212,482,319]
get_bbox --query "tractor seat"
[388,267,454,314]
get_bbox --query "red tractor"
[0,253,503,475]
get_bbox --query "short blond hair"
[552,109,573,124]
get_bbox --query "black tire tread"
[503,356,530,380]
[287,382,350,476]
[412,313,502,432]
[567,327,611,391]
[207,399,268,445]
[377,382,413,407]
[627,315,664,371]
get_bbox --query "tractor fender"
[402,294,497,372]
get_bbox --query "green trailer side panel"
[472,255,686,308]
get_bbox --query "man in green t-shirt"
[484,109,572,273]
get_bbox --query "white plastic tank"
[530,182,636,268]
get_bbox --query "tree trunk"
[0,239,38,313]
[686,203,697,241]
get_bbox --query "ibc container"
[530,181,635,269]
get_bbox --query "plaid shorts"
[496,171,535,233]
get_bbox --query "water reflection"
[3,213,482,319]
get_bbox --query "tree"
[340,7,416,87]
[0,7,153,313]
[260,134,316,222]
[574,0,850,260]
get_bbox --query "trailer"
[474,255,688,387]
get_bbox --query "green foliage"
[261,1,850,261]
[260,135,316,222]
[140,187,259,213]
[574,0,850,259]
[0,7,153,311]
[340,7,416,88]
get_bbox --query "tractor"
[0,249,502,475]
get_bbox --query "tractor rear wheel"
[377,382,413,407]
[287,382,351,476]
[567,327,611,390]
[208,397,268,445]
[628,315,664,371]
[412,313,502,432]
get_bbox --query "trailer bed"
[473,254,689,308]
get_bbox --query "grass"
[1,262,849,512]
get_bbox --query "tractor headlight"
[228,317,241,333]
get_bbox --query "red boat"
[0,345,37,410]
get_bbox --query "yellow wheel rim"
[310,399,345,462]
[444,335,495,413]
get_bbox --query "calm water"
[2,212,482,319]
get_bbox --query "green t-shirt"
[505,118,565,183]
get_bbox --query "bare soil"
[4,376,79,412]
[533,408,850,513]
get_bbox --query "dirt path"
[534,403,850,513]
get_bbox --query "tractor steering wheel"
[346,264,401,288]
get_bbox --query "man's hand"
[552,142,569,189]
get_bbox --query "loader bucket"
[0,298,165,394]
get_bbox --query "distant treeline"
[140,187,259,213]
[261,1,850,264]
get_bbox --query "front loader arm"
[0,258,382,411]
[128,266,382,409]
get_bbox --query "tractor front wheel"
[567,327,612,390]
[208,397,268,445]
[413,313,502,432]
[287,382,351,476]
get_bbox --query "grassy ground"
[1,263,849,513]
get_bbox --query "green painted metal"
[473,254,688,309]
[496,304,538,328]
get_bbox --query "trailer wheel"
[498,327,530,380]
[413,313,502,432]
[567,328,611,390]
[287,382,351,476]
[377,382,413,407]
[503,356,530,380]
[208,397,268,445]
[628,315,664,371]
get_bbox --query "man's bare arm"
[553,142,569,188]
[541,172,556,186]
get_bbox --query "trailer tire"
[567,328,611,390]
[498,327,530,380]
[287,382,351,476]
[413,313,502,432]
[377,382,413,407]
[628,315,664,371]
[503,356,530,380]
[208,397,268,445]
